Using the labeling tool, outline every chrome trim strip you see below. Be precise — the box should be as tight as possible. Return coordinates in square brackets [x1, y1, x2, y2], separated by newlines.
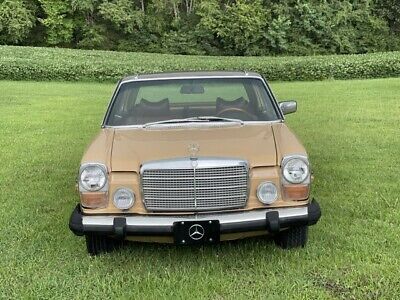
[142, 185, 247, 191]
[143, 122, 242, 130]
[140, 157, 248, 173]
[101, 80, 121, 127]
[82, 206, 308, 227]
[103, 120, 283, 129]
[143, 174, 246, 180]
[144, 195, 245, 201]
[193, 166, 198, 209]
[121, 75, 264, 83]
[261, 75, 284, 120]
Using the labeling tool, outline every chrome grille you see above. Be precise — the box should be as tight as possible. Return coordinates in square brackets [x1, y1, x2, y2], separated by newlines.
[141, 158, 248, 211]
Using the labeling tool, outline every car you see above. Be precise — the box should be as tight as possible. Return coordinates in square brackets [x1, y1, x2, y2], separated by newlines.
[69, 71, 321, 255]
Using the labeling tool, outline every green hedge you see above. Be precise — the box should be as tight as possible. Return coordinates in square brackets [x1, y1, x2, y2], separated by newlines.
[1, 46, 400, 82]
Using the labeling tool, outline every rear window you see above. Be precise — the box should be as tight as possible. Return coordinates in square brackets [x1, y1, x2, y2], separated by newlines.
[106, 78, 280, 126]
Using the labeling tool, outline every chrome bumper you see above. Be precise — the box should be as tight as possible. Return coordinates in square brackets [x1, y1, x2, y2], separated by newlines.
[69, 200, 321, 237]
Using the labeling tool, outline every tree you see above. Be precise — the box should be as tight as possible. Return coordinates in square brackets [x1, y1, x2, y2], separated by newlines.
[375, 0, 400, 33]
[98, 0, 144, 34]
[0, 0, 36, 44]
[38, 0, 75, 45]
[197, 0, 269, 55]
[0, 0, 399, 55]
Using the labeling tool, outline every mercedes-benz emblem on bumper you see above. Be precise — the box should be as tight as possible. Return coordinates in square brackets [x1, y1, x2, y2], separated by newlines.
[188, 224, 205, 240]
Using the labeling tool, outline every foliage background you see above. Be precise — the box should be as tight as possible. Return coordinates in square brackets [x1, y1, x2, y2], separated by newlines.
[2, 46, 400, 82]
[0, 0, 399, 56]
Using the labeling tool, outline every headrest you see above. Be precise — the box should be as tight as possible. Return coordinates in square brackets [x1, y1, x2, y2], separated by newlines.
[135, 98, 170, 116]
[216, 97, 248, 112]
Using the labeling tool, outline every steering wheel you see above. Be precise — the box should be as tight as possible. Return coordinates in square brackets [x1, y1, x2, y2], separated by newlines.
[216, 107, 258, 121]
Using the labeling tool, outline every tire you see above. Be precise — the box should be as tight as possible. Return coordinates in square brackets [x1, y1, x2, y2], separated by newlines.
[274, 226, 308, 249]
[85, 234, 123, 256]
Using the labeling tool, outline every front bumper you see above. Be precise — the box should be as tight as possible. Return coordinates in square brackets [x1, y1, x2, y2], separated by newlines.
[69, 199, 321, 238]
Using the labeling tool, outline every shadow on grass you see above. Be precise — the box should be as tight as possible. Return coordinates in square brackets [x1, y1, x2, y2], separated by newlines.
[84, 234, 293, 265]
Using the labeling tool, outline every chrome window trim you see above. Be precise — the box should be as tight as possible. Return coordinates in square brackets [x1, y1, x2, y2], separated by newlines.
[121, 75, 263, 83]
[101, 80, 121, 127]
[260, 75, 284, 120]
[101, 75, 284, 128]
[102, 119, 283, 129]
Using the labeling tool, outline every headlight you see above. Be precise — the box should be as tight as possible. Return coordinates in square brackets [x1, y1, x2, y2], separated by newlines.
[282, 156, 309, 184]
[113, 188, 135, 210]
[257, 182, 278, 204]
[79, 163, 107, 192]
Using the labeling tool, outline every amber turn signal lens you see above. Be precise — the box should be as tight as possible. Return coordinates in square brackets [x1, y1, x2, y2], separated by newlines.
[282, 185, 310, 201]
[80, 192, 108, 208]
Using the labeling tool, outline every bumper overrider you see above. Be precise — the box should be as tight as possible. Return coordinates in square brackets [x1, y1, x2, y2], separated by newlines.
[69, 199, 321, 240]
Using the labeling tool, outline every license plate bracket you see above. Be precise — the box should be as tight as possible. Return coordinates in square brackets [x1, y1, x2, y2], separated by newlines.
[173, 220, 220, 245]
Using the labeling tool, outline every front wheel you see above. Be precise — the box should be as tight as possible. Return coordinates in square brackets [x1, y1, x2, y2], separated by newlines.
[85, 234, 123, 256]
[274, 226, 308, 249]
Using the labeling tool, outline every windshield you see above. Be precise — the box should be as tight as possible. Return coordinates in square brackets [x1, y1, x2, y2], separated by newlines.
[105, 78, 280, 126]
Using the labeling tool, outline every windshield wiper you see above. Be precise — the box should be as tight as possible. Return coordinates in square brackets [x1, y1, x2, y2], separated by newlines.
[143, 116, 243, 128]
[191, 116, 244, 125]
[143, 118, 205, 128]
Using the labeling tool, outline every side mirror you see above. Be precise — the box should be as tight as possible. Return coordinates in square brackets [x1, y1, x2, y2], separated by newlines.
[279, 101, 297, 115]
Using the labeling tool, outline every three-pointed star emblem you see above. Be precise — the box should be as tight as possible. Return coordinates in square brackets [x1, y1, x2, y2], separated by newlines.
[188, 224, 205, 240]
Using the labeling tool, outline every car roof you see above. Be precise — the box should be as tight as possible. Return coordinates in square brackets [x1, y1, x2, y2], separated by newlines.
[121, 71, 263, 83]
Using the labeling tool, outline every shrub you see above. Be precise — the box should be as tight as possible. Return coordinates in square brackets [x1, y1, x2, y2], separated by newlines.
[0, 46, 399, 82]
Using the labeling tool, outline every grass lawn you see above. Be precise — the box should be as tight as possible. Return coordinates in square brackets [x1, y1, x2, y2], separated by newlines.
[0, 78, 399, 299]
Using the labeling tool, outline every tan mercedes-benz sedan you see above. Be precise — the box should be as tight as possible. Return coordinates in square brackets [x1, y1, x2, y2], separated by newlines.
[69, 71, 321, 255]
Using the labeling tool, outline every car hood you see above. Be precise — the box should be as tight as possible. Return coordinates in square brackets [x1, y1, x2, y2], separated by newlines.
[111, 124, 277, 172]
